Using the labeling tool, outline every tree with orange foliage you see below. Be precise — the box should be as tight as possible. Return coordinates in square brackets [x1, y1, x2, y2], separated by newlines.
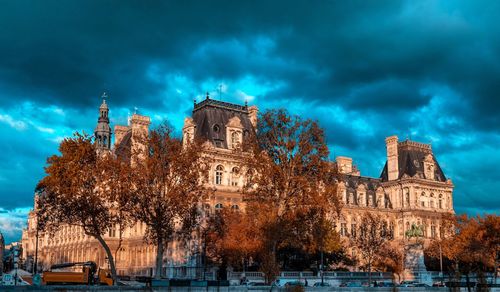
[373, 243, 403, 283]
[426, 214, 500, 290]
[243, 109, 341, 281]
[351, 212, 393, 286]
[36, 133, 133, 285]
[129, 125, 210, 279]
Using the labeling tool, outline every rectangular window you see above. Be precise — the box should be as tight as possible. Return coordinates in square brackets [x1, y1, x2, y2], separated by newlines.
[340, 223, 347, 237]
[351, 224, 357, 238]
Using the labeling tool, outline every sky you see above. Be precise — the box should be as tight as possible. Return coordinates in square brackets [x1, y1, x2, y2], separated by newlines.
[0, 0, 499, 244]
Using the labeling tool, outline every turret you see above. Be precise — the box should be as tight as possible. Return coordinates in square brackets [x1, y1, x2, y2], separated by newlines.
[95, 93, 112, 150]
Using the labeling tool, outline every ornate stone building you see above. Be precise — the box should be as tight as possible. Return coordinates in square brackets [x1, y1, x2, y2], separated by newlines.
[336, 136, 454, 242]
[22, 96, 454, 277]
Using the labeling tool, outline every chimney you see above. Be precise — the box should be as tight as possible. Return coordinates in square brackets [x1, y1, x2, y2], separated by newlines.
[130, 114, 151, 163]
[130, 114, 151, 140]
[385, 135, 399, 180]
[336, 156, 353, 174]
[114, 125, 130, 148]
[248, 105, 258, 128]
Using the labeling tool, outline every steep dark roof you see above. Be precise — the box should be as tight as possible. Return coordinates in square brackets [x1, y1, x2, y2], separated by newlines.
[114, 131, 132, 161]
[192, 98, 254, 149]
[343, 174, 382, 191]
[380, 140, 447, 182]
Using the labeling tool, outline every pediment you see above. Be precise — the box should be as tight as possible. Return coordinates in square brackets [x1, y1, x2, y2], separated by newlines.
[226, 116, 243, 129]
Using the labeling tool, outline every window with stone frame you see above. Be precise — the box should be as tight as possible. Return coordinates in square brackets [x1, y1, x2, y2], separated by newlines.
[367, 193, 374, 207]
[231, 131, 240, 148]
[215, 165, 224, 185]
[340, 223, 348, 237]
[349, 192, 355, 205]
[431, 223, 436, 238]
[231, 167, 240, 186]
[384, 193, 391, 208]
[389, 222, 395, 238]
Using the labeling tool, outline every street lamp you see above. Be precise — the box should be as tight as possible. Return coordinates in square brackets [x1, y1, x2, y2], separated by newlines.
[33, 213, 39, 275]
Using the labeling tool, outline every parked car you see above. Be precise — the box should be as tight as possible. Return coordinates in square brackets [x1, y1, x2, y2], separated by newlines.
[1, 274, 15, 286]
[313, 282, 331, 287]
[284, 280, 304, 287]
[433, 281, 445, 287]
[399, 280, 418, 287]
[247, 281, 267, 287]
[377, 282, 396, 287]
[340, 281, 362, 287]
[414, 283, 431, 287]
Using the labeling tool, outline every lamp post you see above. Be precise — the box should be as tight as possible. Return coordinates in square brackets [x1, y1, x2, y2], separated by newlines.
[439, 242, 443, 283]
[33, 215, 39, 275]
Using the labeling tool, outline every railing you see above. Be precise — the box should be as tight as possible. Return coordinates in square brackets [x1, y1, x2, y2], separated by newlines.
[229, 271, 393, 280]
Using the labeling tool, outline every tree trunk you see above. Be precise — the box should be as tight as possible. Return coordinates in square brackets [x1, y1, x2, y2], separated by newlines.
[95, 234, 117, 286]
[155, 238, 164, 280]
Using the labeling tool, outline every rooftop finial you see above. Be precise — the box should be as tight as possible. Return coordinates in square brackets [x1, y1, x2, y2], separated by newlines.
[244, 99, 248, 107]
[206, 92, 210, 100]
[134, 106, 138, 114]
[101, 91, 108, 103]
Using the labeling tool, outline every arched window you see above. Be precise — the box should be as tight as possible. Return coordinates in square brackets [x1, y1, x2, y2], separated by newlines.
[368, 193, 374, 207]
[231, 167, 239, 186]
[204, 204, 211, 216]
[213, 124, 220, 133]
[215, 203, 223, 210]
[438, 194, 443, 209]
[358, 193, 364, 206]
[231, 204, 239, 210]
[215, 165, 224, 185]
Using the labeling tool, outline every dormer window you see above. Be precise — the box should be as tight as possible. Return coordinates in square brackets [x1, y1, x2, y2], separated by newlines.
[231, 131, 240, 148]
[213, 124, 220, 133]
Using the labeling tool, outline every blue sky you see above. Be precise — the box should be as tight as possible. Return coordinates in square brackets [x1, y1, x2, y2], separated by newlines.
[0, 0, 499, 244]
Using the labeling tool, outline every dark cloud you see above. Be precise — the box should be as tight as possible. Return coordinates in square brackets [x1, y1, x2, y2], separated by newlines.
[0, 0, 499, 241]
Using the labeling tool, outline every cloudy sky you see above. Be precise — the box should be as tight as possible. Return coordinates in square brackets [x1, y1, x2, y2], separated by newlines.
[0, 0, 499, 244]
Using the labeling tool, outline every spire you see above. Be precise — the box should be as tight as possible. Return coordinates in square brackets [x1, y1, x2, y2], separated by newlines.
[95, 92, 112, 150]
[100, 92, 108, 110]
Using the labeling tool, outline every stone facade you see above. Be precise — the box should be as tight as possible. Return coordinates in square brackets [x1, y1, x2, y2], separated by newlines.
[21, 97, 454, 277]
